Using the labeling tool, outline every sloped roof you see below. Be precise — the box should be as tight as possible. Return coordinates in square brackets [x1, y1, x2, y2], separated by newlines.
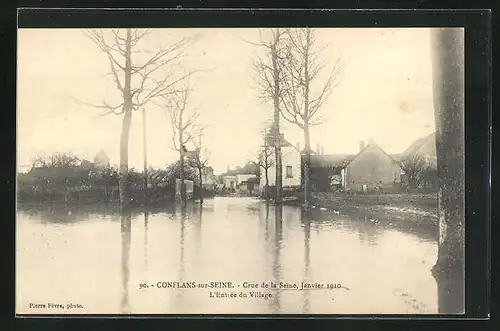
[81, 159, 94, 169]
[309, 142, 401, 169]
[310, 154, 356, 168]
[95, 149, 108, 157]
[389, 153, 404, 162]
[401, 132, 436, 159]
[265, 133, 293, 148]
[300, 148, 317, 155]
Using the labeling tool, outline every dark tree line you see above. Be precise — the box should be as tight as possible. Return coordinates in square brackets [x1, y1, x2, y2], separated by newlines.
[17, 152, 201, 205]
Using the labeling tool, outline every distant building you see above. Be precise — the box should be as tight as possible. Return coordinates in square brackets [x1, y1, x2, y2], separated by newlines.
[235, 174, 257, 186]
[80, 159, 94, 170]
[201, 166, 217, 189]
[222, 175, 237, 190]
[175, 179, 194, 200]
[397, 132, 437, 189]
[238, 176, 260, 195]
[263, 134, 302, 192]
[94, 150, 110, 168]
[398, 132, 437, 167]
[306, 140, 403, 193]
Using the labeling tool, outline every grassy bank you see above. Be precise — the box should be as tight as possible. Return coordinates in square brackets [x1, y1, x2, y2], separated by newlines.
[310, 192, 438, 228]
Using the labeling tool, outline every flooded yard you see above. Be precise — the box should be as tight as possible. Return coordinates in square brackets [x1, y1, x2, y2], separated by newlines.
[16, 197, 439, 314]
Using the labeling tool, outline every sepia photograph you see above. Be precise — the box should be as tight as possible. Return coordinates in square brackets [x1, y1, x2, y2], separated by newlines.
[16, 26, 465, 315]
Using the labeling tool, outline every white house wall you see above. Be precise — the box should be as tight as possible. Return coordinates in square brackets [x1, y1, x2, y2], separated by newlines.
[235, 174, 257, 186]
[262, 146, 301, 189]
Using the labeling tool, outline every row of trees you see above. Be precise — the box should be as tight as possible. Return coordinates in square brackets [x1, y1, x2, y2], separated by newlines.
[76, 29, 210, 210]
[18, 152, 205, 204]
[256, 27, 466, 313]
[252, 28, 341, 209]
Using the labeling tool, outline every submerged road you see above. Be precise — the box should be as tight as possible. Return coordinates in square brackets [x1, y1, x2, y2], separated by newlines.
[16, 197, 439, 314]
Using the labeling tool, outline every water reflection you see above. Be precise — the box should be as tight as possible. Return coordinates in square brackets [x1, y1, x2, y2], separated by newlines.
[120, 210, 131, 314]
[143, 207, 149, 271]
[195, 204, 203, 262]
[177, 206, 187, 304]
[271, 204, 283, 313]
[302, 210, 311, 313]
[16, 198, 446, 314]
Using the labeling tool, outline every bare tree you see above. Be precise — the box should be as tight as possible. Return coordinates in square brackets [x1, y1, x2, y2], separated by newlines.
[187, 129, 211, 204]
[278, 28, 342, 210]
[165, 84, 200, 207]
[147, 167, 168, 188]
[29, 152, 88, 203]
[32, 152, 81, 168]
[400, 154, 431, 189]
[250, 28, 287, 204]
[253, 127, 275, 201]
[79, 28, 196, 209]
[141, 107, 149, 205]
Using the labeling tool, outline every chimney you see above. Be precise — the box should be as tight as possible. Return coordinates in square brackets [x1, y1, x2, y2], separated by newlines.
[316, 143, 320, 154]
[320, 145, 324, 155]
[296, 143, 301, 151]
[359, 140, 365, 152]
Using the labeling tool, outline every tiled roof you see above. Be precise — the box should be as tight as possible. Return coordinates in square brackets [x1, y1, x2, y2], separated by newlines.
[401, 132, 436, 159]
[309, 154, 356, 168]
[309, 142, 401, 169]
[264, 133, 293, 148]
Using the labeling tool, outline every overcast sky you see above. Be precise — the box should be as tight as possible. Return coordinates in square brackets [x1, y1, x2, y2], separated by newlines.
[17, 28, 436, 174]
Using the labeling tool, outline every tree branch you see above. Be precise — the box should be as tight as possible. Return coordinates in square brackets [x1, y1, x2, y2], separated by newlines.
[72, 97, 125, 117]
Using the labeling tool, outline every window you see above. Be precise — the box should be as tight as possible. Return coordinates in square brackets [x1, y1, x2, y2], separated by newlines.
[286, 166, 293, 178]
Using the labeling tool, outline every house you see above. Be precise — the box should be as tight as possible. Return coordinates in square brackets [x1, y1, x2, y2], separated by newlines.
[398, 132, 437, 167]
[263, 134, 302, 193]
[222, 175, 237, 190]
[201, 166, 217, 189]
[94, 150, 110, 168]
[21, 165, 92, 198]
[175, 178, 194, 200]
[397, 132, 437, 189]
[237, 176, 260, 195]
[236, 174, 257, 186]
[305, 139, 403, 193]
[81, 159, 94, 170]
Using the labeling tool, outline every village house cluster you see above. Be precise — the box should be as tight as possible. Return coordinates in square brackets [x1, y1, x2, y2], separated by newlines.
[252, 132, 437, 196]
[17, 132, 437, 203]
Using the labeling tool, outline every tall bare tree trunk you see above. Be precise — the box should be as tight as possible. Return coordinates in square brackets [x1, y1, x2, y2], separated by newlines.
[303, 123, 312, 210]
[179, 115, 186, 208]
[119, 29, 133, 210]
[198, 134, 204, 204]
[430, 28, 465, 314]
[120, 209, 131, 314]
[264, 139, 270, 201]
[198, 167, 204, 204]
[142, 107, 148, 206]
[271, 29, 282, 204]
[303, 29, 312, 210]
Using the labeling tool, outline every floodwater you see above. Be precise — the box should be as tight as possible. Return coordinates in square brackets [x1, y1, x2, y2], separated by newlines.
[16, 197, 439, 315]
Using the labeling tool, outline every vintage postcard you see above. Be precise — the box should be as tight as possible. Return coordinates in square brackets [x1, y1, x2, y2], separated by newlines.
[16, 27, 465, 315]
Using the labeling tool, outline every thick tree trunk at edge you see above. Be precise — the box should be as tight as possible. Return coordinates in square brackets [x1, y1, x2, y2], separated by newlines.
[430, 28, 465, 314]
